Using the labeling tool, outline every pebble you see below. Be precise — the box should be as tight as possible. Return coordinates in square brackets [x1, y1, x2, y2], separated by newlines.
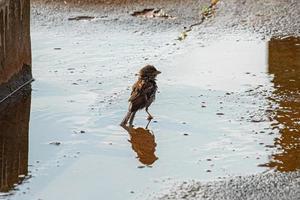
[49, 142, 61, 146]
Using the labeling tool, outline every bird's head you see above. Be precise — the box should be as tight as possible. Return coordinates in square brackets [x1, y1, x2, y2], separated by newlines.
[138, 65, 161, 80]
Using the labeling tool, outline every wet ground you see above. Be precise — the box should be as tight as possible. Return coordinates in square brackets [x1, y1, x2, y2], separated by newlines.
[1, 0, 300, 199]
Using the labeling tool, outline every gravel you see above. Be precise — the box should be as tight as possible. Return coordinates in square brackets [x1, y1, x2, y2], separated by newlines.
[155, 171, 300, 200]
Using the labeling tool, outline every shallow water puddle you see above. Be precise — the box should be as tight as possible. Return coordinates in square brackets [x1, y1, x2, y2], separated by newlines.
[1, 36, 299, 199]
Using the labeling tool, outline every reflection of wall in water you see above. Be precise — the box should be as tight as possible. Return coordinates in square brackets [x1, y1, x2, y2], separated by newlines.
[0, 87, 31, 192]
[266, 37, 300, 172]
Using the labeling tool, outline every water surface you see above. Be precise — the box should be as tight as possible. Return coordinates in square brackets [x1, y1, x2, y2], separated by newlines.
[1, 19, 299, 199]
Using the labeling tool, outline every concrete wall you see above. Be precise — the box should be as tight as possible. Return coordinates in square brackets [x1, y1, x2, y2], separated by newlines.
[0, 0, 31, 100]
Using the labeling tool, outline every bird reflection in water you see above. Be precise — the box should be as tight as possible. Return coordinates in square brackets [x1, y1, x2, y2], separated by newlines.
[261, 37, 300, 172]
[121, 120, 158, 166]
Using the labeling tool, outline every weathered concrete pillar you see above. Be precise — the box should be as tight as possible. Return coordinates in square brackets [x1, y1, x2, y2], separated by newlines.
[0, 0, 31, 101]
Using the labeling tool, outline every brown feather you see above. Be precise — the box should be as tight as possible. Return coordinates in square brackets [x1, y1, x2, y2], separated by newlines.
[121, 65, 160, 126]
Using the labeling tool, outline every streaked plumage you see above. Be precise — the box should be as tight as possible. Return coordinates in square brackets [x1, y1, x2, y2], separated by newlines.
[121, 65, 161, 126]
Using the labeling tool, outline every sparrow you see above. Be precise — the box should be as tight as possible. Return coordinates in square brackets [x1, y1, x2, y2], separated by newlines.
[121, 65, 161, 126]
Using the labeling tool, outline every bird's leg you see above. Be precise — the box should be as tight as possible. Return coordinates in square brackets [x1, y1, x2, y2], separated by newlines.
[145, 119, 152, 129]
[145, 107, 153, 120]
[129, 111, 137, 126]
[120, 111, 131, 126]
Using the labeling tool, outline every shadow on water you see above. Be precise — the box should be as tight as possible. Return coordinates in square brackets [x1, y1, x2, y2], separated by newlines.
[0, 86, 31, 193]
[121, 121, 158, 166]
[261, 37, 300, 172]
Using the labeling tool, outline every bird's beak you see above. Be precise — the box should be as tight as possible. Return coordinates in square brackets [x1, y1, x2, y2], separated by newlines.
[156, 71, 161, 75]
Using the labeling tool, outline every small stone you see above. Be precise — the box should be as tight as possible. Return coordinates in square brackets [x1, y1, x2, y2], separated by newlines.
[49, 142, 61, 146]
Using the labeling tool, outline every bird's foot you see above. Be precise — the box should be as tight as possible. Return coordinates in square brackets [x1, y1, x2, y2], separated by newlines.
[120, 120, 127, 126]
[120, 123, 126, 127]
[147, 115, 153, 120]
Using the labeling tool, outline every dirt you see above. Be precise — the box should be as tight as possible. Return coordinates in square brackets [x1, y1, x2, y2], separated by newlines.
[1, 0, 299, 199]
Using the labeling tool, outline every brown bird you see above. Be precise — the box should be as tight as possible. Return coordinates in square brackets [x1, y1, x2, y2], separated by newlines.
[121, 65, 161, 126]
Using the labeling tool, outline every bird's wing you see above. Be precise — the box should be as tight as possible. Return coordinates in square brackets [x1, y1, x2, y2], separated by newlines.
[128, 80, 153, 102]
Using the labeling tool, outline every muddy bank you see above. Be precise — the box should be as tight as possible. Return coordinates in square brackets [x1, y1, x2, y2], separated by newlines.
[156, 171, 300, 200]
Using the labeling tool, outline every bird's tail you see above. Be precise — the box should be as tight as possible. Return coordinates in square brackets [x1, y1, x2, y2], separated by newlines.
[121, 111, 131, 126]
